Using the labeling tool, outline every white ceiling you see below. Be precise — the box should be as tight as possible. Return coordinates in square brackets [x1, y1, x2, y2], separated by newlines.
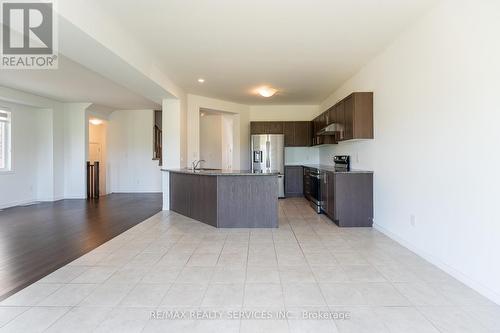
[97, 0, 437, 105]
[0, 55, 160, 110]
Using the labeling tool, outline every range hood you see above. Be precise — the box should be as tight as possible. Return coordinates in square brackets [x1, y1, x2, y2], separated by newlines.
[317, 123, 341, 136]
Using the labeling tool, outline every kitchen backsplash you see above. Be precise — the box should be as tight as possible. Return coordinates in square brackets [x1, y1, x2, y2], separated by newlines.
[284, 147, 320, 165]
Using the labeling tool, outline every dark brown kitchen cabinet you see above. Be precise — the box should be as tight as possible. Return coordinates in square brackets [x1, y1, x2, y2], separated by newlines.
[322, 172, 373, 227]
[250, 121, 283, 134]
[343, 95, 353, 140]
[320, 171, 338, 218]
[343, 92, 373, 140]
[294, 121, 312, 146]
[252, 121, 312, 147]
[316, 92, 373, 143]
[284, 121, 311, 147]
[327, 106, 336, 126]
[250, 122, 269, 134]
[267, 121, 284, 134]
[283, 122, 295, 146]
[311, 111, 337, 146]
[251, 92, 372, 145]
[285, 166, 303, 197]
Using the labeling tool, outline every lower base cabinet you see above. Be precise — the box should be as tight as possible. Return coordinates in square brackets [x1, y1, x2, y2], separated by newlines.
[284, 166, 304, 197]
[323, 172, 373, 227]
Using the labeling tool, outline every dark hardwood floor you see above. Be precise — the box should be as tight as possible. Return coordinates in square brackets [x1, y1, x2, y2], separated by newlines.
[0, 193, 162, 301]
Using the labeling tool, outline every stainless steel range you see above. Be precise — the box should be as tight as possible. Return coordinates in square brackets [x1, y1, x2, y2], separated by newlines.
[333, 155, 350, 171]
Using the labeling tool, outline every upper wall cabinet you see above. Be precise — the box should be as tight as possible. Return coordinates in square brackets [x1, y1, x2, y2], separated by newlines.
[251, 92, 372, 147]
[284, 121, 311, 147]
[318, 92, 373, 142]
[337, 92, 373, 141]
[251, 121, 311, 147]
[250, 121, 283, 134]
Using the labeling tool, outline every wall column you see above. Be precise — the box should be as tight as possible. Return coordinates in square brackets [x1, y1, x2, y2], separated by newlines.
[162, 98, 182, 210]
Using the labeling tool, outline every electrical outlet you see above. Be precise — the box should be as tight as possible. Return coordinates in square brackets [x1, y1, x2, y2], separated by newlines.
[410, 214, 416, 227]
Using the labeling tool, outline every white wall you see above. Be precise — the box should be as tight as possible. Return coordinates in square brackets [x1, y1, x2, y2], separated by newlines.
[199, 112, 235, 170]
[34, 109, 55, 201]
[108, 109, 162, 193]
[0, 102, 42, 208]
[64, 103, 90, 199]
[199, 114, 223, 169]
[319, 0, 500, 304]
[187, 94, 249, 170]
[221, 114, 234, 169]
[249, 105, 319, 121]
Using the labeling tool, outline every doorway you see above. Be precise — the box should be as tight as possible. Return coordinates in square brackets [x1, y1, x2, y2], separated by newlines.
[199, 108, 235, 170]
[88, 118, 107, 196]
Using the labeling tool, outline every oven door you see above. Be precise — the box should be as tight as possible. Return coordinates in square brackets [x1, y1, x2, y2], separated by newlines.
[309, 170, 321, 206]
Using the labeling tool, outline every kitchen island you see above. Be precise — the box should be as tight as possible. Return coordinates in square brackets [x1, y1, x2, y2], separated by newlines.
[162, 168, 279, 228]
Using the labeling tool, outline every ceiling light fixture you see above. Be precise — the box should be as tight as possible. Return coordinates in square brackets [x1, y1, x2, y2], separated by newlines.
[89, 118, 103, 125]
[258, 86, 277, 98]
[198, 78, 205, 83]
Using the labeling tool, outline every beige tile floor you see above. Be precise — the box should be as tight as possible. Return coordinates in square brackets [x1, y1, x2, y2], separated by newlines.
[0, 198, 498, 332]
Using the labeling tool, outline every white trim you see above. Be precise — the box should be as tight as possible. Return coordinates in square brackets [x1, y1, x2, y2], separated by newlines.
[0, 199, 36, 210]
[0, 196, 82, 209]
[373, 223, 500, 305]
[63, 195, 87, 200]
[110, 186, 162, 193]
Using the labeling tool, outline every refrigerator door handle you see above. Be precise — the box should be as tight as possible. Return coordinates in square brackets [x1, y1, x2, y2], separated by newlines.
[265, 141, 271, 169]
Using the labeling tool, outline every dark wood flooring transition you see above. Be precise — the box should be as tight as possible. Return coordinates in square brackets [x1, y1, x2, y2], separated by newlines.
[0, 193, 162, 301]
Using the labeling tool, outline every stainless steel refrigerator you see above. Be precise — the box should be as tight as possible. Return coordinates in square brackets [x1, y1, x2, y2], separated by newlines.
[251, 134, 285, 198]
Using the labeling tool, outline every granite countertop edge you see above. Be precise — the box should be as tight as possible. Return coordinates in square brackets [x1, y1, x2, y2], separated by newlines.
[286, 164, 374, 174]
[161, 168, 279, 176]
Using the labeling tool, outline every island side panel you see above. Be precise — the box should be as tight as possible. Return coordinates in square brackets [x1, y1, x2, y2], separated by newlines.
[169, 173, 218, 227]
[217, 176, 278, 228]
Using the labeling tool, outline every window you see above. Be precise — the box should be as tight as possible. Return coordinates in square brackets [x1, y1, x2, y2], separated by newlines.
[0, 109, 11, 172]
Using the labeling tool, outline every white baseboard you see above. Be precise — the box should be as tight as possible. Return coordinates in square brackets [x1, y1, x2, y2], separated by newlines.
[63, 195, 86, 199]
[373, 223, 500, 305]
[111, 187, 162, 193]
[0, 199, 36, 210]
[0, 195, 85, 209]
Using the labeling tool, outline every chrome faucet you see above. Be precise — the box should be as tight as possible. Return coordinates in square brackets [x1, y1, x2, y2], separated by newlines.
[192, 159, 205, 170]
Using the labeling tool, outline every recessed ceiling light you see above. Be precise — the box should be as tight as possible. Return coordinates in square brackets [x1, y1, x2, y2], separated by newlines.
[89, 118, 103, 125]
[258, 86, 277, 97]
[200, 112, 205, 117]
[198, 78, 205, 83]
